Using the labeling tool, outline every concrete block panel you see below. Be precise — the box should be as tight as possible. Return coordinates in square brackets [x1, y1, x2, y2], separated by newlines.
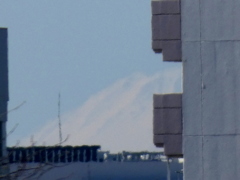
[152, 40, 182, 61]
[153, 93, 182, 156]
[163, 135, 182, 157]
[154, 93, 182, 108]
[203, 136, 240, 180]
[201, 41, 240, 135]
[183, 136, 203, 180]
[0, 28, 8, 101]
[181, 0, 200, 41]
[154, 135, 182, 157]
[154, 108, 182, 134]
[151, 0, 180, 15]
[152, 40, 163, 53]
[153, 134, 164, 147]
[152, 15, 181, 40]
[161, 40, 182, 62]
[182, 42, 202, 135]
[201, 0, 240, 40]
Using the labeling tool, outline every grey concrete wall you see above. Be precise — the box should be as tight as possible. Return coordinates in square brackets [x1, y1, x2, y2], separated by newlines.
[182, 0, 240, 179]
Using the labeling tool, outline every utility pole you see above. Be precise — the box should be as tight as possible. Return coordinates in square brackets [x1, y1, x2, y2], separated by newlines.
[166, 157, 171, 180]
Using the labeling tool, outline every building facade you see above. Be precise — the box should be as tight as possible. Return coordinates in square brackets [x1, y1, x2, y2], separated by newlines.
[151, 0, 240, 179]
[0, 28, 9, 176]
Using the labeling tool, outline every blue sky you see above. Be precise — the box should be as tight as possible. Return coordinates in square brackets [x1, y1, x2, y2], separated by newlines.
[0, 1, 182, 152]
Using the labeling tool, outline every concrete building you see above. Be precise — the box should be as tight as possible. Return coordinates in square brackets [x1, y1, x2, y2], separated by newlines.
[0, 28, 9, 175]
[152, 0, 240, 179]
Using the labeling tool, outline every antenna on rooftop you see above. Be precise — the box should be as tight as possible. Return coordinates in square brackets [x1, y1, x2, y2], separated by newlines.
[58, 93, 63, 145]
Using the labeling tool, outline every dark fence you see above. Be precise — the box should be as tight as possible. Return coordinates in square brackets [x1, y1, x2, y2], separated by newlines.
[7, 145, 100, 163]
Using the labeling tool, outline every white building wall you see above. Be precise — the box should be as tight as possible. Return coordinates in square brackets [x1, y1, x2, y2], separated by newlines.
[182, 0, 240, 179]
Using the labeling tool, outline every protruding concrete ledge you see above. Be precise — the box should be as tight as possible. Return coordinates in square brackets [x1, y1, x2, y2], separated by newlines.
[154, 108, 182, 134]
[151, 0, 182, 62]
[152, 15, 181, 40]
[153, 93, 182, 157]
[154, 134, 164, 147]
[154, 93, 182, 108]
[153, 93, 182, 135]
[154, 135, 182, 157]
[152, 14, 181, 40]
[152, 0, 180, 15]
[152, 40, 181, 62]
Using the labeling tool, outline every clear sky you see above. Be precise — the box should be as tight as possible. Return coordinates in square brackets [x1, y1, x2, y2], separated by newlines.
[0, 1, 182, 152]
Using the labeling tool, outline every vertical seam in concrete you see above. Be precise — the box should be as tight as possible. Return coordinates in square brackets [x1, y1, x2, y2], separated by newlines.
[199, 0, 203, 137]
[232, 42, 237, 135]
[199, 0, 204, 179]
